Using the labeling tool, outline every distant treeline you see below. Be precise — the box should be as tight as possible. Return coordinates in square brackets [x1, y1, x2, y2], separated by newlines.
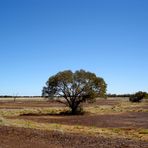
[0, 96, 42, 98]
[0, 94, 133, 98]
[107, 94, 131, 97]
[0, 93, 148, 99]
[107, 92, 148, 99]
[1, 95, 131, 98]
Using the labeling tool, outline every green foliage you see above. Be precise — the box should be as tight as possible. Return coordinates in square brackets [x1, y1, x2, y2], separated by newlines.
[42, 69, 107, 114]
[129, 91, 147, 102]
[144, 93, 148, 99]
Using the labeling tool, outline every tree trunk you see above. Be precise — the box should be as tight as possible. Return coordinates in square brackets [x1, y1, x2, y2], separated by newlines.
[71, 102, 81, 115]
[71, 106, 78, 115]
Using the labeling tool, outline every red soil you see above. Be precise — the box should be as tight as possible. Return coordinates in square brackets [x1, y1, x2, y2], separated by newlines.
[0, 126, 147, 148]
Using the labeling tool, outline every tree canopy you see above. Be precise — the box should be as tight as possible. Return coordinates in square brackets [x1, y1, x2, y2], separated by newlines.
[42, 69, 107, 114]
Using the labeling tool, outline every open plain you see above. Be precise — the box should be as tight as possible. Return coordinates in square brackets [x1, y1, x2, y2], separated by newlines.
[0, 98, 148, 148]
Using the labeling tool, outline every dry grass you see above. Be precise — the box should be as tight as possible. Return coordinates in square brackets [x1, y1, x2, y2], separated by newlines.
[0, 99, 147, 142]
[0, 118, 147, 141]
[0, 107, 68, 117]
[85, 101, 148, 114]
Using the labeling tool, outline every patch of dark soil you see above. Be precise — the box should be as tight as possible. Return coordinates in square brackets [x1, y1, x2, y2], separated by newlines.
[18, 112, 148, 129]
[0, 126, 147, 148]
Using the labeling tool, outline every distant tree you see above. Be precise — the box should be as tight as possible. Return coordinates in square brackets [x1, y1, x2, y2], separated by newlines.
[129, 91, 146, 102]
[13, 93, 18, 102]
[42, 70, 107, 114]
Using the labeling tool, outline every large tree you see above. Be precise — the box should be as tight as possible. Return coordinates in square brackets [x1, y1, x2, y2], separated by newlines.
[42, 70, 107, 114]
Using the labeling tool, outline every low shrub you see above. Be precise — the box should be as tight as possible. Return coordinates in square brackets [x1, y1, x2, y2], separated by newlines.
[129, 91, 146, 102]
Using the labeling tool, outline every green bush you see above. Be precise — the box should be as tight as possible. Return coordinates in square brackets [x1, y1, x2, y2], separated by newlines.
[145, 93, 148, 99]
[129, 91, 146, 102]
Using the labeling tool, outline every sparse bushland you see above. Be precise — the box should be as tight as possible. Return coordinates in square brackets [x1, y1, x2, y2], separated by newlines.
[0, 99, 147, 145]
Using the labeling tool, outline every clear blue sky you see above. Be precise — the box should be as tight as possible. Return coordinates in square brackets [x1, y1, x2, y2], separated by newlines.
[0, 0, 148, 96]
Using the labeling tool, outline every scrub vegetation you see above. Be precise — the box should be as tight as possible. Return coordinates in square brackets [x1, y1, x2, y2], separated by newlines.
[0, 98, 148, 148]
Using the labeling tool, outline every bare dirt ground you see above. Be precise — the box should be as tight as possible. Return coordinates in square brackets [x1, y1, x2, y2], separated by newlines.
[0, 99, 148, 148]
[17, 112, 148, 129]
[0, 126, 148, 148]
